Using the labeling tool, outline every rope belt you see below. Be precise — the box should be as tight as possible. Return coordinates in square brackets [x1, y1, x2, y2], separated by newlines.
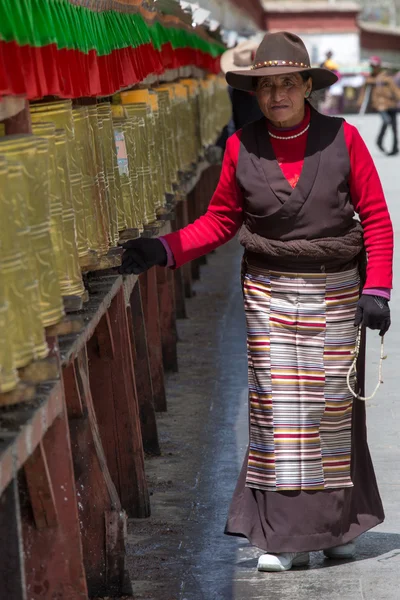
[346, 327, 387, 401]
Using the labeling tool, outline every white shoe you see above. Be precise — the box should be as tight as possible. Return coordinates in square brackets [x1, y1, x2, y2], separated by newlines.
[324, 541, 356, 559]
[257, 551, 310, 572]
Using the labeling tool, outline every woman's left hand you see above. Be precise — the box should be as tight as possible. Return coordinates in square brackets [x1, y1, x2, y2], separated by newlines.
[354, 295, 391, 336]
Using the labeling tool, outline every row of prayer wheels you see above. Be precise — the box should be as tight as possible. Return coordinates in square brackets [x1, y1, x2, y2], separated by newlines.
[0, 75, 230, 394]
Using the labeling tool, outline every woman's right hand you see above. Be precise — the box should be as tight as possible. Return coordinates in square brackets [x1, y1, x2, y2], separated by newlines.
[119, 238, 168, 275]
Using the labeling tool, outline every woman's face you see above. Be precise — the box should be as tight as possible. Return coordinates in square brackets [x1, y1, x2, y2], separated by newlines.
[256, 73, 312, 128]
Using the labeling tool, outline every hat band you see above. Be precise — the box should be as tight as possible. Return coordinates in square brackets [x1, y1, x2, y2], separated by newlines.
[251, 59, 311, 71]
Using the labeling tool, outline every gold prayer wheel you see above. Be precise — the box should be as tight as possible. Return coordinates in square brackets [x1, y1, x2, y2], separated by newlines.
[54, 130, 85, 297]
[113, 116, 142, 237]
[30, 100, 90, 265]
[1, 159, 37, 368]
[6, 160, 49, 361]
[0, 156, 22, 391]
[0, 135, 64, 328]
[73, 106, 109, 257]
[87, 105, 112, 253]
[31, 122, 71, 296]
[152, 88, 175, 194]
[97, 103, 120, 246]
[154, 86, 179, 190]
[148, 93, 166, 213]
[120, 90, 157, 225]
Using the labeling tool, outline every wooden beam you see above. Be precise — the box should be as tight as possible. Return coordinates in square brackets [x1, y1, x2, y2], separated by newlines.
[0, 477, 26, 600]
[88, 288, 150, 518]
[68, 345, 130, 596]
[22, 411, 88, 599]
[157, 266, 178, 373]
[62, 362, 84, 418]
[139, 269, 167, 412]
[128, 284, 160, 456]
[24, 441, 58, 530]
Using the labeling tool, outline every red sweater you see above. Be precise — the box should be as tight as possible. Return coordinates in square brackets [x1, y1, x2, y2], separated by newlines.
[163, 109, 393, 290]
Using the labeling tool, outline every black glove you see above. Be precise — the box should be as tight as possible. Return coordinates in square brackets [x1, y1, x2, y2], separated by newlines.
[354, 294, 391, 336]
[119, 238, 167, 275]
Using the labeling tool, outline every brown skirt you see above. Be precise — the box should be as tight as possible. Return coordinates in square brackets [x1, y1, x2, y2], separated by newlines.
[224, 394, 384, 553]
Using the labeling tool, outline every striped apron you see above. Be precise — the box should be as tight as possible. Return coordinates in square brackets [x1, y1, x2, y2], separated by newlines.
[244, 264, 360, 492]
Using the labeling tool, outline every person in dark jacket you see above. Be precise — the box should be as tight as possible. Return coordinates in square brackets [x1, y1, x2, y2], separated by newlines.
[216, 39, 263, 150]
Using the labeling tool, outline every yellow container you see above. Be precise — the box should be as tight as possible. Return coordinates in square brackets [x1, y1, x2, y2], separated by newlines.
[54, 130, 85, 297]
[0, 135, 64, 328]
[0, 156, 24, 390]
[6, 160, 49, 361]
[97, 103, 120, 247]
[73, 106, 109, 257]
[32, 122, 71, 295]
[113, 117, 141, 236]
[87, 105, 111, 253]
[30, 100, 89, 263]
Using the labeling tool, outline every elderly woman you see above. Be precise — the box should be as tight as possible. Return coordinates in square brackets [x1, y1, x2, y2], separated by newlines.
[120, 32, 393, 572]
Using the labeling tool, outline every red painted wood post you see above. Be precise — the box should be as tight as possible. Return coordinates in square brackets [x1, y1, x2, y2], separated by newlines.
[87, 288, 150, 518]
[64, 347, 130, 597]
[0, 478, 26, 599]
[139, 269, 167, 412]
[21, 411, 88, 599]
[171, 204, 188, 319]
[128, 283, 161, 456]
[175, 196, 193, 298]
[156, 265, 178, 373]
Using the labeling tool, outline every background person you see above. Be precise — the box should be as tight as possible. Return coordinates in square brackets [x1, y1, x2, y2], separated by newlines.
[216, 39, 263, 152]
[358, 56, 400, 156]
[120, 32, 393, 574]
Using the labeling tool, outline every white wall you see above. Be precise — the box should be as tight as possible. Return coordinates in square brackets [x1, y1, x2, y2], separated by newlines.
[298, 32, 360, 66]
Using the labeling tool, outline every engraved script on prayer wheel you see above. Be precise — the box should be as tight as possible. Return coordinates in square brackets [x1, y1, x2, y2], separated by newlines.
[31, 122, 71, 296]
[97, 103, 119, 247]
[54, 130, 85, 298]
[6, 160, 48, 361]
[0, 156, 20, 393]
[72, 106, 108, 258]
[30, 100, 90, 265]
[0, 135, 64, 327]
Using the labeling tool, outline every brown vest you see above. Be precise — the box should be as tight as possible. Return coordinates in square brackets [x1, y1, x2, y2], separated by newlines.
[236, 107, 361, 270]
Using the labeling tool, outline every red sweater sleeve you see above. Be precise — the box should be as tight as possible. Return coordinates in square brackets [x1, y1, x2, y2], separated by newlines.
[162, 133, 243, 269]
[344, 121, 393, 289]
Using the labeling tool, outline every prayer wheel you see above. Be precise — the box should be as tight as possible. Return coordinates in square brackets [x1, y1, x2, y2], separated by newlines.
[113, 115, 141, 237]
[120, 90, 156, 225]
[31, 122, 71, 296]
[73, 106, 109, 257]
[97, 103, 120, 247]
[0, 157, 26, 391]
[110, 105, 128, 233]
[6, 160, 49, 361]
[30, 101, 90, 265]
[150, 89, 172, 196]
[153, 86, 179, 190]
[147, 93, 164, 214]
[54, 130, 86, 297]
[0, 135, 64, 328]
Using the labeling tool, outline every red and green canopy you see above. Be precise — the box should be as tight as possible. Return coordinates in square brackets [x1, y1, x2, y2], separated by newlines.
[0, 0, 225, 99]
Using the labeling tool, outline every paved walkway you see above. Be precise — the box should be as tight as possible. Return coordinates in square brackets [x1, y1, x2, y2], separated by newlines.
[129, 114, 400, 600]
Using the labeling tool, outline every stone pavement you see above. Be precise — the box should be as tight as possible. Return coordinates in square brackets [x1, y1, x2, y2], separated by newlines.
[128, 114, 400, 600]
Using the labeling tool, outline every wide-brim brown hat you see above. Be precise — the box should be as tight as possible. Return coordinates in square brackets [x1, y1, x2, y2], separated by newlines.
[220, 39, 260, 75]
[226, 31, 338, 92]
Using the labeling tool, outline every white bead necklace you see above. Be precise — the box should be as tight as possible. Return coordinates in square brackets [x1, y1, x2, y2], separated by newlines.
[268, 123, 310, 140]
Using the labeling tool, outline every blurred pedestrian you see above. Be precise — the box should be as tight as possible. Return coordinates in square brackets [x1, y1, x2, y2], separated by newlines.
[358, 56, 400, 156]
[216, 39, 263, 151]
[319, 50, 342, 115]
